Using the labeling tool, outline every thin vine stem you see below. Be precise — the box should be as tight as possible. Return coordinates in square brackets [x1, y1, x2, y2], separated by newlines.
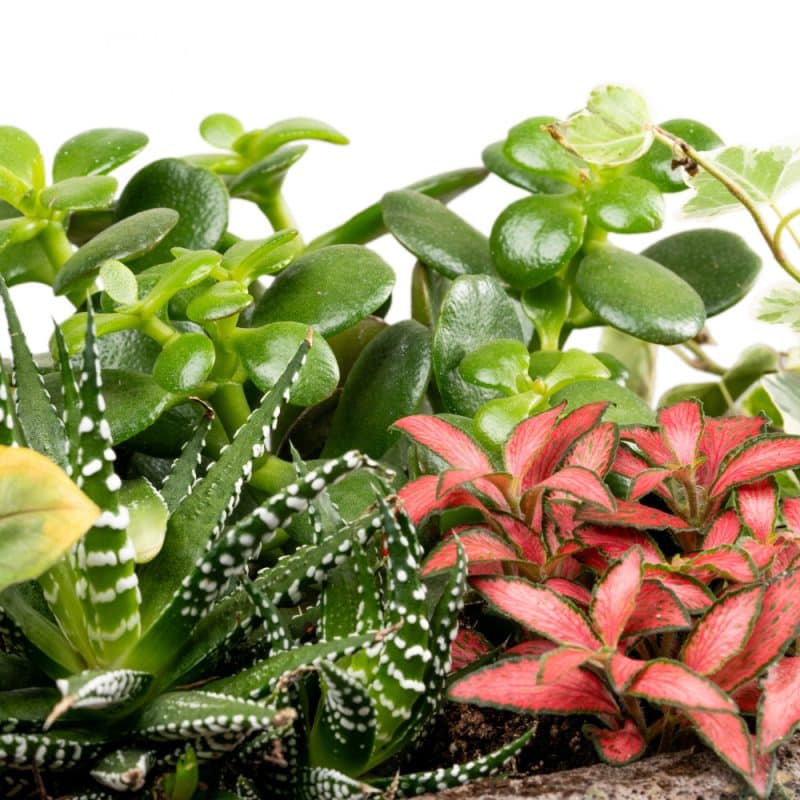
[652, 126, 800, 285]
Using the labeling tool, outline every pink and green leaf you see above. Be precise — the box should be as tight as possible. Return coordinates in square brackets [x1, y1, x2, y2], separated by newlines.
[422, 528, 519, 576]
[398, 476, 486, 524]
[564, 421, 618, 476]
[580, 526, 664, 564]
[682, 709, 754, 782]
[394, 414, 492, 471]
[710, 436, 800, 499]
[782, 497, 800, 537]
[658, 400, 703, 466]
[590, 547, 643, 648]
[528, 466, 616, 511]
[450, 628, 493, 672]
[757, 657, 800, 753]
[737, 480, 778, 544]
[685, 546, 758, 584]
[624, 581, 690, 638]
[584, 718, 646, 765]
[578, 499, 691, 530]
[537, 646, 594, 684]
[703, 510, 741, 547]
[621, 426, 675, 466]
[544, 578, 591, 607]
[504, 403, 564, 478]
[697, 416, 766, 487]
[629, 468, 672, 501]
[608, 653, 646, 692]
[496, 514, 547, 565]
[643, 567, 714, 613]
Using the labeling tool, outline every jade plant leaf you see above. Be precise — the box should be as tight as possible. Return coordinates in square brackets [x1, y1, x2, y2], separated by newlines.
[576, 243, 706, 344]
[382, 189, 492, 278]
[0, 126, 45, 188]
[251, 245, 395, 336]
[221, 229, 302, 282]
[586, 176, 663, 234]
[234, 321, 339, 407]
[53, 208, 179, 295]
[228, 145, 307, 200]
[433, 274, 524, 415]
[550, 86, 653, 166]
[232, 117, 348, 162]
[99, 259, 138, 306]
[642, 229, 761, 316]
[116, 158, 229, 268]
[598, 327, 656, 402]
[0, 446, 99, 591]
[684, 146, 800, 216]
[0, 237, 55, 286]
[474, 391, 546, 450]
[521, 278, 570, 351]
[152, 332, 216, 394]
[39, 176, 118, 213]
[323, 320, 432, 458]
[199, 113, 245, 149]
[460, 339, 530, 395]
[550, 379, 656, 425]
[52, 129, 148, 182]
[482, 140, 552, 193]
[186, 280, 253, 322]
[490, 194, 585, 288]
[628, 118, 723, 192]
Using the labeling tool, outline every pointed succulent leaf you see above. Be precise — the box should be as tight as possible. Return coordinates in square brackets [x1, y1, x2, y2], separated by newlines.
[159, 413, 212, 513]
[119, 477, 169, 563]
[473, 576, 601, 649]
[0, 687, 59, 732]
[758, 657, 800, 753]
[241, 578, 293, 656]
[710, 436, 800, 498]
[300, 767, 377, 799]
[0, 729, 105, 770]
[89, 747, 154, 793]
[591, 547, 643, 648]
[584, 719, 646, 765]
[228, 145, 308, 200]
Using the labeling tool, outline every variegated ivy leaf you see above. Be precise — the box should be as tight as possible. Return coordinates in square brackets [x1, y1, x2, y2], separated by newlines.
[758, 286, 800, 331]
[684, 145, 800, 217]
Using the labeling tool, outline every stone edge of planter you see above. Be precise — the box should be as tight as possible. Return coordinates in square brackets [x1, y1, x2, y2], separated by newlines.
[419, 736, 800, 799]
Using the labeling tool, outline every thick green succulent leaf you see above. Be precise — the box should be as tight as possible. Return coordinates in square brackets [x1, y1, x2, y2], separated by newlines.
[550, 85, 653, 166]
[39, 176, 117, 213]
[301, 767, 377, 799]
[233, 118, 348, 162]
[200, 114, 245, 149]
[234, 322, 339, 407]
[459, 339, 530, 395]
[116, 158, 229, 269]
[0, 236, 55, 286]
[586, 175, 663, 233]
[474, 390, 547, 450]
[490, 194, 585, 289]
[0, 217, 46, 253]
[120, 478, 169, 563]
[0, 687, 59, 730]
[323, 320, 432, 458]
[221, 229, 301, 282]
[321, 548, 382, 641]
[0, 126, 44, 189]
[153, 332, 216, 394]
[551, 379, 656, 425]
[382, 190, 491, 279]
[0, 729, 104, 770]
[521, 277, 570, 351]
[628, 118, 723, 192]
[0, 655, 49, 692]
[185, 280, 253, 322]
[576, 243, 706, 344]
[433, 274, 524, 415]
[308, 167, 487, 250]
[642, 229, 761, 317]
[684, 145, 800, 216]
[159, 414, 213, 513]
[99, 259, 138, 306]
[251, 245, 395, 336]
[90, 747, 154, 793]
[137, 336, 311, 628]
[309, 661, 376, 774]
[228, 145, 307, 201]
[482, 140, 551, 193]
[53, 129, 148, 182]
[241, 578, 293, 656]
[53, 208, 179, 295]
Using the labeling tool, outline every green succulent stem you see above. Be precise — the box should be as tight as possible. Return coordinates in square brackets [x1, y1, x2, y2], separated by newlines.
[139, 315, 178, 347]
[39, 222, 70, 282]
[211, 382, 252, 439]
[672, 341, 727, 377]
[258, 192, 300, 237]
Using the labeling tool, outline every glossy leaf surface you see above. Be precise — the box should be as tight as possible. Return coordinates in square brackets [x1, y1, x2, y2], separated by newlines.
[53, 129, 148, 182]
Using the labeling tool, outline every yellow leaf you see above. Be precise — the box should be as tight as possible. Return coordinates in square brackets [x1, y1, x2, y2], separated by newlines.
[0, 445, 100, 591]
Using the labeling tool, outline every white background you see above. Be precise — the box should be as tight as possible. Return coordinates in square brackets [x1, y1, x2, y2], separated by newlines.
[4, 0, 800, 401]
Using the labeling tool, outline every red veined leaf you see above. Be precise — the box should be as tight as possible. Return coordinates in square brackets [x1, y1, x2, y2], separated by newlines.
[398, 476, 485, 524]
[710, 436, 800, 499]
[528, 466, 616, 511]
[590, 547, 643, 648]
[545, 500, 580, 538]
[681, 585, 764, 676]
[737, 480, 777, 544]
[608, 653, 646, 692]
[629, 660, 738, 713]
[732, 680, 761, 714]
[624, 581, 691, 638]
[505, 639, 557, 658]
[622, 426, 675, 466]
[704, 510, 741, 548]
[629, 468, 672, 501]
[523, 402, 607, 489]
[450, 628, 493, 672]
[579, 499, 691, 530]
[644, 567, 714, 613]
[584, 718, 646, 765]
[437, 467, 493, 496]
[473, 576, 601, 650]
[782, 498, 800, 537]
[495, 514, 546, 565]
[612, 446, 650, 479]
[768, 541, 800, 576]
[579, 526, 663, 564]
[713, 569, 800, 692]
[564, 421, 617, 476]
[544, 578, 591, 607]
[537, 646, 594, 684]
[685, 546, 758, 584]
[681, 709, 754, 781]
[757, 657, 800, 753]
[449, 655, 618, 715]
[697, 416, 766, 488]
[422, 528, 518, 576]
[578, 549, 611, 575]
[504, 403, 564, 479]
[740, 539, 776, 571]
[394, 415, 492, 471]
[746, 746, 776, 800]
[658, 401, 703, 466]
[548, 553, 582, 580]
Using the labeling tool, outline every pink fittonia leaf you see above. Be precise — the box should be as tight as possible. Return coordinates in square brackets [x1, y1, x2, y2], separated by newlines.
[533, 466, 616, 510]
[658, 400, 703, 466]
[686, 546, 758, 584]
[537, 646, 594, 684]
[564, 421, 618, 476]
[732, 680, 761, 714]
[704, 509, 741, 548]
[681, 585, 763, 676]
[450, 628, 493, 672]
[608, 653, 646, 692]
[682, 709, 754, 781]
[579, 499, 691, 530]
[697, 416, 766, 487]
[584, 718, 646, 765]
[448, 655, 618, 715]
[545, 501, 581, 538]
[523, 403, 608, 489]
[591, 548, 643, 648]
[622, 426, 675, 466]
[504, 403, 564, 479]
[612, 446, 650, 479]
[544, 578, 591, 607]
[580, 526, 663, 564]
[495, 514, 546, 565]
[629, 660, 738, 713]
[768, 541, 800, 576]
[758, 657, 800, 753]
[746, 747, 776, 800]
[740, 539, 776, 571]
[629, 468, 672, 501]
[394, 415, 491, 471]
[398, 476, 484, 524]
[737, 480, 777, 544]
[644, 567, 714, 613]
[713, 569, 800, 692]
[624, 581, 690, 638]
[782, 498, 800, 537]
[473, 576, 601, 650]
[422, 528, 518, 576]
[710, 436, 800, 499]
[505, 639, 557, 658]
